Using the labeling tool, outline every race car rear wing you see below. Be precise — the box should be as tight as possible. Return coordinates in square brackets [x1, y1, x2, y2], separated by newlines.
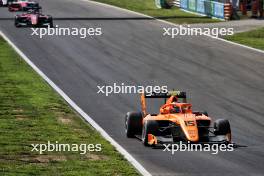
[144, 91, 186, 99]
[141, 91, 187, 116]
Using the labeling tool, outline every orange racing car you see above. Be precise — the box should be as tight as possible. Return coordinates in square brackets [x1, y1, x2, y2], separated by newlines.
[125, 91, 232, 146]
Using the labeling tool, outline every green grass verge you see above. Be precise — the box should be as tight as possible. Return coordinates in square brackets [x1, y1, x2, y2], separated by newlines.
[0, 37, 138, 175]
[225, 27, 264, 51]
[92, 0, 220, 24]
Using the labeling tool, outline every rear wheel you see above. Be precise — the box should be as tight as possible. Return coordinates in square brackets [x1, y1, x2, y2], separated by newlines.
[142, 120, 159, 146]
[214, 119, 231, 135]
[125, 112, 143, 138]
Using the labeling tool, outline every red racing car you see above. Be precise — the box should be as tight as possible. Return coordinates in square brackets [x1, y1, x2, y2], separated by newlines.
[15, 9, 53, 27]
[8, 0, 39, 12]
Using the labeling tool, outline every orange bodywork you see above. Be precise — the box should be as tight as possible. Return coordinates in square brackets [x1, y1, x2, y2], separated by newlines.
[147, 134, 158, 145]
[141, 93, 211, 142]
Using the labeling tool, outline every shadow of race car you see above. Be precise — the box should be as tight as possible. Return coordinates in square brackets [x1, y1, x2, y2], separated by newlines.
[15, 8, 53, 28]
[125, 91, 232, 146]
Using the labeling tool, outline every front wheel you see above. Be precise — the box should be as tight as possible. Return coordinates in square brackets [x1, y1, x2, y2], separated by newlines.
[142, 120, 159, 146]
[14, 21, 21, 28]
[125, 112, 143, 138]
[214, 119, 231, 142]
[214, 119, 231, 135]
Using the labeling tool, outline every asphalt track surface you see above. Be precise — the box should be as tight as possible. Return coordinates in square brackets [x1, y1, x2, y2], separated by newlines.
[1, 0, 264, 175]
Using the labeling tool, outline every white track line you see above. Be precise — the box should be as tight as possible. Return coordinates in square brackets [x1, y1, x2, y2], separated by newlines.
[86, 0, 264, 54]
[0, 31, 152, 176]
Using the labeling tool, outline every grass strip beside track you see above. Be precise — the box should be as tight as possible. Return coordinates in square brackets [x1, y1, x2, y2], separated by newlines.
[0, 37, 139, 176]
[92, 0, 220, 24]
[225, 27, 264, 51]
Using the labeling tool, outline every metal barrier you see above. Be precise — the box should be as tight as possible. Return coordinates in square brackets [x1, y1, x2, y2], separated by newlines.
[180, 0, 227, 19]
[154, 0, 232, 20]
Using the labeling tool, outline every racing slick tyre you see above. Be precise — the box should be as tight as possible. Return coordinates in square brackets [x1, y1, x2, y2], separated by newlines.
[142, 120, 159, 146]
[14, 20, 21, 28]
[49, 22, 53, 28]
[214, 119, 231, 135]
[47, 15, 53, 28]
[125, 112, 143, 138]
[49, 19, 53, 28]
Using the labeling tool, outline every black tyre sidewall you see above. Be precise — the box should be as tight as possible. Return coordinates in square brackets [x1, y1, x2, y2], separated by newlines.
[49, 21, 53, 28]
[14, 21, 20, 27]
[125, 112, 143, 138]
[214, 119, 231, 135]
[142, 120, 159, 146]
